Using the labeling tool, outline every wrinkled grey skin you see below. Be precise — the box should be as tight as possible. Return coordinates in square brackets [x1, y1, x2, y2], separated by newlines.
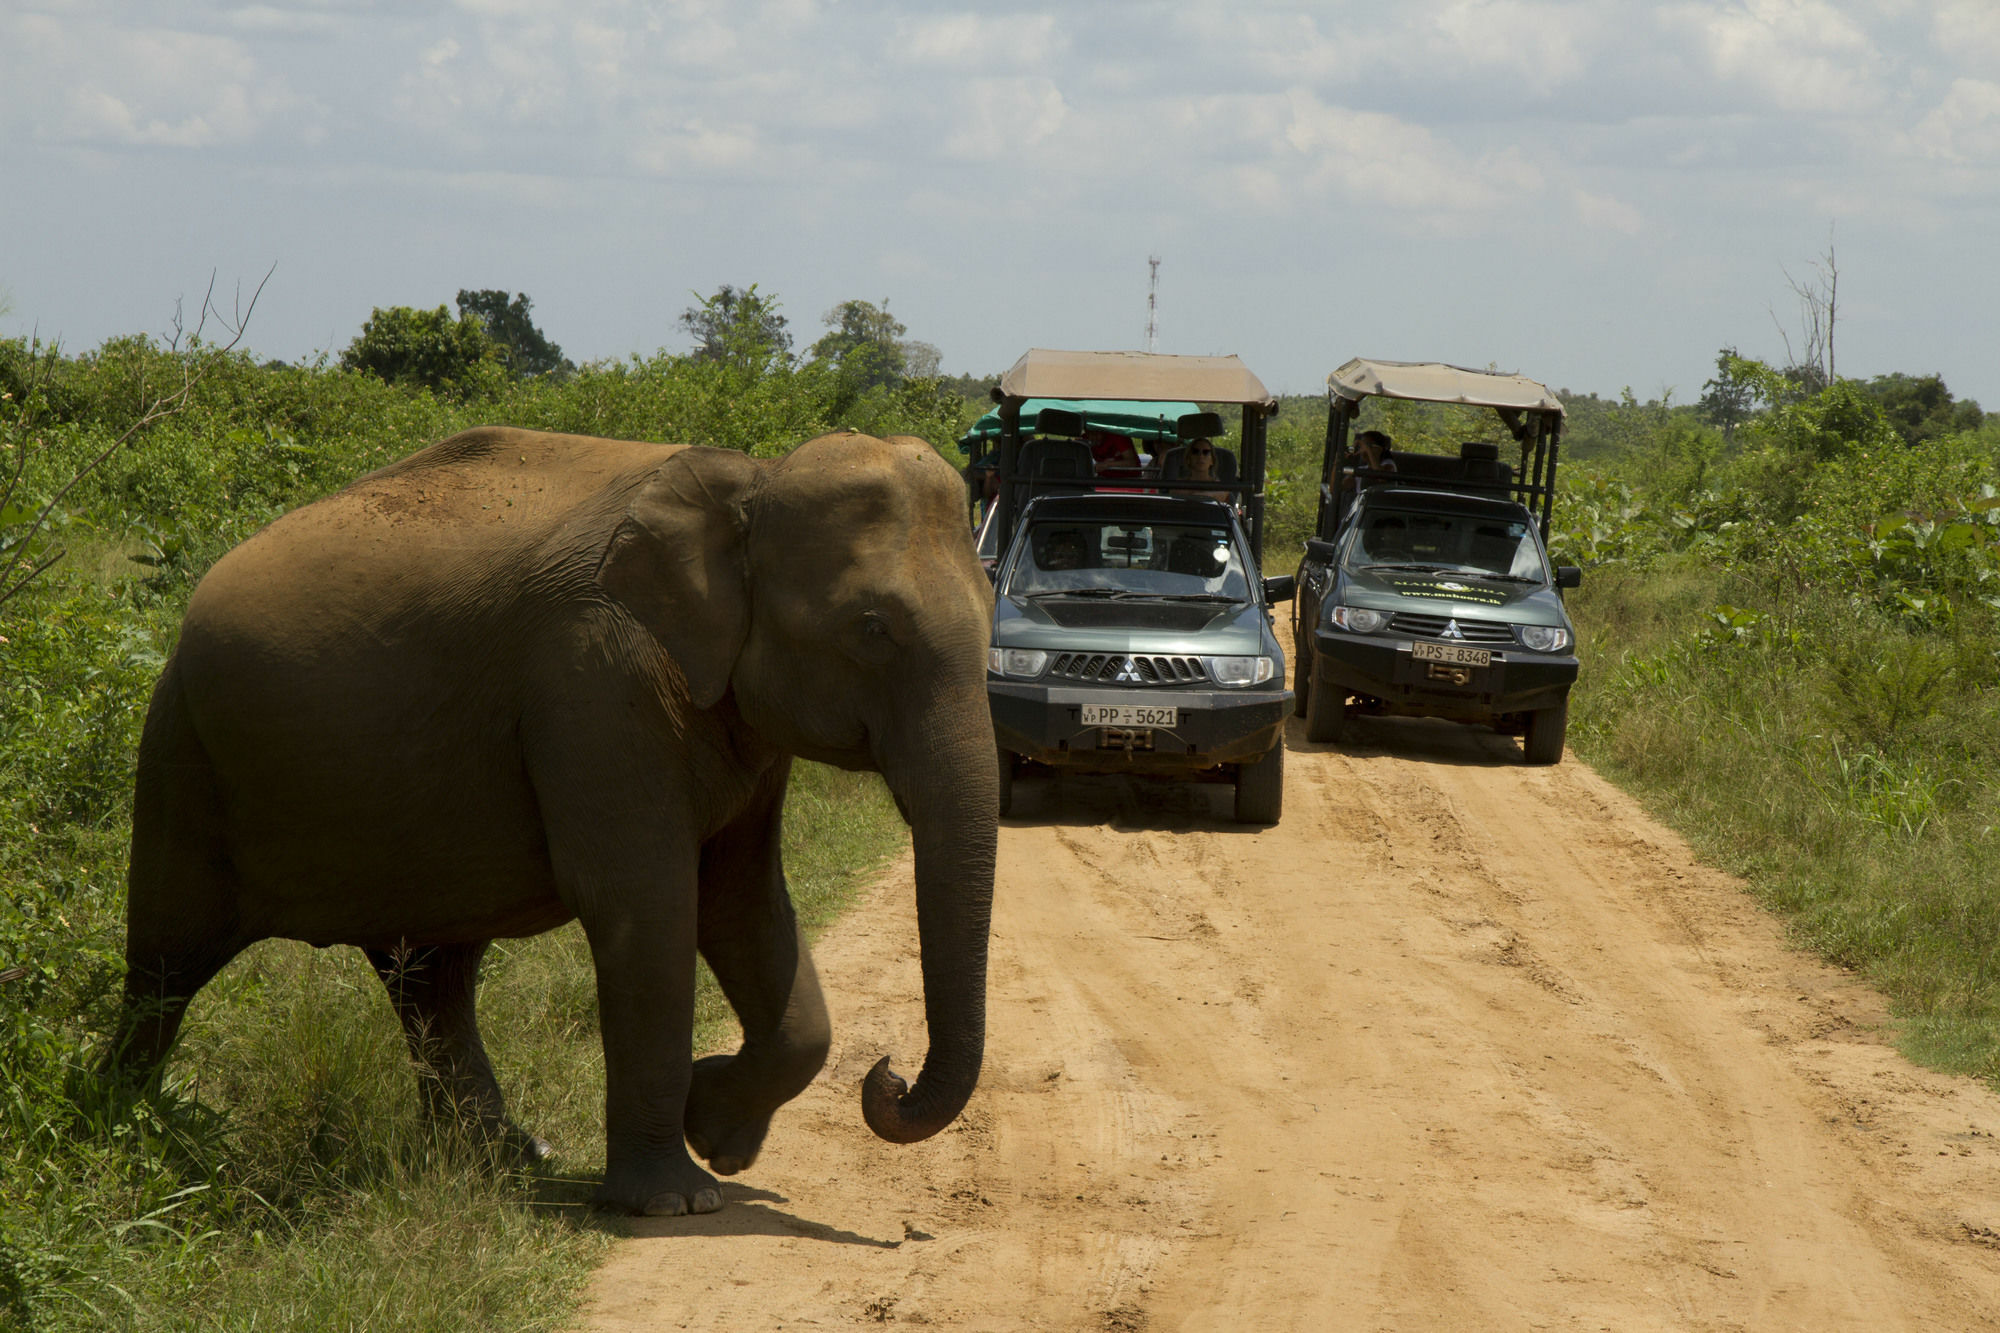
[110, 427, 998, 1216]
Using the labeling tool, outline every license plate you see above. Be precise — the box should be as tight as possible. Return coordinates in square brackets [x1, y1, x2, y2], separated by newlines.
[1412, 641, 1491, 668]
[1080, 703, 1178, 727]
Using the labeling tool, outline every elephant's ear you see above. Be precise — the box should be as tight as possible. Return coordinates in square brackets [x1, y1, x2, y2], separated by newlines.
[595, 446, 760, 709]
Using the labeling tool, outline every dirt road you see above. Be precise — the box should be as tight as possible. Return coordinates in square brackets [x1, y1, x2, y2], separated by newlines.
[585, 718, 2000, 1330]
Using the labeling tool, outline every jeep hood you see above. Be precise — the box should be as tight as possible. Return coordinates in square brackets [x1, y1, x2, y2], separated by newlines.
[1340, 568, 1573, 628]
[993, 594, 1269, 656]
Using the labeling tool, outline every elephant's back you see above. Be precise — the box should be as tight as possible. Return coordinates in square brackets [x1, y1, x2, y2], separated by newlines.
[187, 428, 676, 640]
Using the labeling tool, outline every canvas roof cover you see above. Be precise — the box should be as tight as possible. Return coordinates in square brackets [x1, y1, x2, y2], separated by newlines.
[1327, 358, 1565, 417]
[958, 398, 1203, 452]
[998, 349, 1274, 407]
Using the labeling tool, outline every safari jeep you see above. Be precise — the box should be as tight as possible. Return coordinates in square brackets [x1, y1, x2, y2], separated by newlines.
[970, 349, 1294, 823]
[1293, 359, 1581, 764]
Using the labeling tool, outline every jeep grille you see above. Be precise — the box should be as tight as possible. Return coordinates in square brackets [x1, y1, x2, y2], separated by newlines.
[1390, 613, 1516, 645]
[1047, 653, 1207, 686]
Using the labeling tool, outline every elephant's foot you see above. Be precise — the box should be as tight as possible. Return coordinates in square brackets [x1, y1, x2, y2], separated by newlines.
[423, 1088, 551, 1166]
[593, 1152, 724, 1217]
[684, 1052, 781, 1176]
[503, 1125, 554, 1166]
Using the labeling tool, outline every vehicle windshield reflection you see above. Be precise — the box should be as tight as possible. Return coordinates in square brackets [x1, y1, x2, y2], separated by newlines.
[1008, 521, 1251, 601]
[1346, 511, 1547, 582]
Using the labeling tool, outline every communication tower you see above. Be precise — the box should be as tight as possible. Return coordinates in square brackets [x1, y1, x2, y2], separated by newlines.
[1146, 255, 1160, 353]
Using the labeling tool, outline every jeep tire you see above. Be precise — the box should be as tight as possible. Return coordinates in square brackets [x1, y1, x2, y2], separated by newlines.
[1523, 698, 1568, 766]
[1304, 657, 1349, 744]
[1234, 742, 1284, 825]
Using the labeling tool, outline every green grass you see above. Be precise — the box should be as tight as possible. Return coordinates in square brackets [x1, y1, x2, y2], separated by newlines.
[1567, 559, 2000, 1083]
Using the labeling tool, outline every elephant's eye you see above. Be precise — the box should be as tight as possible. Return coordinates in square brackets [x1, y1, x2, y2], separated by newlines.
[862, 612, 891, 638]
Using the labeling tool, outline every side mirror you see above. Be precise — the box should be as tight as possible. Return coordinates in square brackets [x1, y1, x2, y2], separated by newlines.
[1262, 574, 1297, 603]
[1176, 411, 1226, 441]
[1034, 407, 1085, 437]
[1555, 565, 1582, 589]
[1304, 538, 1340, 564]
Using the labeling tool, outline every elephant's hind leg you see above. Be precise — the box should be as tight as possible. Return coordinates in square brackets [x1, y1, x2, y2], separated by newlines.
[110, 662, 252, 1081]
[686, 759, 833, 1176]
[365, 941, 549, 1162]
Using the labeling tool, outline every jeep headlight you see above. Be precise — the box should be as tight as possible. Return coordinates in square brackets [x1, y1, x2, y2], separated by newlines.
[988, 646, 1049, 678]
[1203, 655, 1275, 687]
[1517, 624, 1572, 653]
[1329, 604, 1388, 634]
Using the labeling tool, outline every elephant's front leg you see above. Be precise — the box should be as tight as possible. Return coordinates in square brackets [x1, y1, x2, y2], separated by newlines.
[686, 758, 833, 1175]
[581, 887, 722, 1217]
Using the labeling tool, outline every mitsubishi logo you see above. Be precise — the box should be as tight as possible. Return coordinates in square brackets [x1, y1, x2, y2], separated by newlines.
[1440, 620, 1466, 640]
[1113, 656, 1143, 683]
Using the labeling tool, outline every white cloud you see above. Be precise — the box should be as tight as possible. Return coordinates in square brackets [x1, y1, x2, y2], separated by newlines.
[1283, 93, 1533, 217]
[2, 12, 288, 147]
[1573, 187, 1644, 235]
[940, 77, 1067, 161]
[1662, 0, 1883, 113]
[1429, 0, 1594, 94]
[1913, 78, 2000, 163]
[895, 12, 1063, 70]
[1932, 1, 2000, 72]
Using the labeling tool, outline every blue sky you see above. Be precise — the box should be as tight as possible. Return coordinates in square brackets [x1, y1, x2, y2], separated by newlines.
[3, 0, 1996, 405]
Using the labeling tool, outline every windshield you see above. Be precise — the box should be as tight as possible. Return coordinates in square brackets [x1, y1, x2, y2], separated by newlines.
[1346, 508, 1548, 581]
[1005, 519, 1251, 600]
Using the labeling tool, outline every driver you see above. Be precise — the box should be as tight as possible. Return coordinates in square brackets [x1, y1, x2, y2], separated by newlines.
[1041, 529, 1088, 571]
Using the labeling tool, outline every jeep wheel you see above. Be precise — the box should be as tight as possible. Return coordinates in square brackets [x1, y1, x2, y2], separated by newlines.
[1234, 742, 1284, 825]
[997, 748, 1018, 816]
[1523, 699, 1568, 766]
[1304, 658, 1348, 743]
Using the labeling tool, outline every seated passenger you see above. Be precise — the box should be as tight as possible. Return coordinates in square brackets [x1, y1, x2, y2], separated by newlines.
[1178, 438, 1231, 503]
[1087, 431, 1142, 477]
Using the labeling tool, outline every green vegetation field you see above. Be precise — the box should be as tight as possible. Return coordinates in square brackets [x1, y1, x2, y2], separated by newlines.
[5, 303, 1999, 1329]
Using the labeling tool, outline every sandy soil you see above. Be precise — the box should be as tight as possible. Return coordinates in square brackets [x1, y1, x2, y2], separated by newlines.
[584, 717, 2000, 1331]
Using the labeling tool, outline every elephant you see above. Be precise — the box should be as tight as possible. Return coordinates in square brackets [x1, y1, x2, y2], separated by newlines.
[109, 426, 998, 1217]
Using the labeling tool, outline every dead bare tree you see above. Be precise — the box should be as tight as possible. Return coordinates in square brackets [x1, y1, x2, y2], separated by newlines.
[0, 266, 273, 612]
[1769, 229, 1838, 392]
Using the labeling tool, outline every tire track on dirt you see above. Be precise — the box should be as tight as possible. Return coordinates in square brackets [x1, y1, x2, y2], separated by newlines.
[586, 720, 2000, 1330]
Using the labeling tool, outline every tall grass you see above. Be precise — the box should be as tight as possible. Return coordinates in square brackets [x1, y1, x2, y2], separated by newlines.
[1563, 463, 2000, 1084]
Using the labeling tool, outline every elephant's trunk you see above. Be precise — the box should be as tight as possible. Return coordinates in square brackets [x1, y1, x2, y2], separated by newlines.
[861, 709, 997, 1144]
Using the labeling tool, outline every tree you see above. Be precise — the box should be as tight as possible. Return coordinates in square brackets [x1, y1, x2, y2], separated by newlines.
[1861, 372, 1984, 445]
[456, 289, 570, 378]
[1770, 230, 1838, 393]
[809, 298, 910, 393]
[678, 284, 791, 369]
[1697, 346, 1757, 444]
[340, 305, 495, 394]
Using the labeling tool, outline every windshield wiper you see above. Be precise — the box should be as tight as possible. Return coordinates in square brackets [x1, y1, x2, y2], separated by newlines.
[1152, 593, 1242, 603]
[1020, 588, 1143, 600]
[1362, 562, 1452, 573]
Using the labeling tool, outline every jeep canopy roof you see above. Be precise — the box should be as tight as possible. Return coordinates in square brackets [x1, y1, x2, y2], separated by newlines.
[982, 349, 1280, 562]
[1315, 357, 1567, 540]
[1000, 349, 1275, 406]
[1327, 359, 1565, 418]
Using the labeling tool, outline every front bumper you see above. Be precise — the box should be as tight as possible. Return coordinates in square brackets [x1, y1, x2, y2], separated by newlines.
[989, 679, 1291, 773]
[1312, 630, 1575, 722]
